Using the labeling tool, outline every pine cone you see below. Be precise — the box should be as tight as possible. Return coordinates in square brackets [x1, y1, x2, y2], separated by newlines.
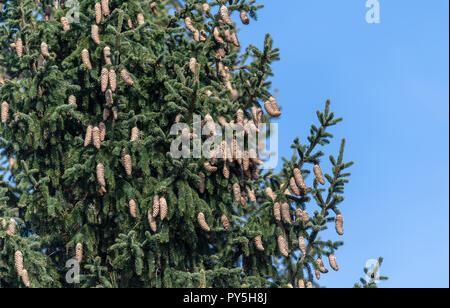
[198, 212, 210, 232]
[237, 109, 244, 125]
[298, 280, 305, 289]
[81, 49, 92, 70]
[95, 2, 102, 24]
[273, 202, 281, 222]
[137, 13, 145, 26]
[109, 69, 117, 92]
[298, 236, 306, 254]
[6, 218, 16, 236]
[103, 46, 111, 64]
[99, 122, 106, 141]
[122, 154, 132, 176]
[101, 68, 109, 92]
[103, 108, 110, 121]
[213, 27, 225, 44]
[225, 30, 240, 47]
[152, 195, 160, 218]
[221, 214, 230, 230]
[96, 163, 106, 190]
[41, 42, 50, 57]
[315, 269, 321, 280]
[240, 10, 250, 25]
[329, 254, 339, 271]
[204, 161, 218, 173]
[84, 125, 93, 147]
[121, 69, 134, 85]
[150, 2, 158, 14]
[21, 269, 30, 287]
[316, 258, 328, 274]
[91, 25, 101, 44]
[127, 19, 134, 29]
[159, 197, 168, 221]
[233, 183, 241, 202]
[281, 203, 292, 224]
[130, 127, 139, 142]
[15, 38, 23, 57]
[314, 164, 326, 185]
[202, 3, 210, 15]
[277, 236, 289, 257]
[129, 199, 137, 218]
[68, 95, 77, 105]
[335, 214, 344, 235]
[92, 126, 101, 149]
[61, 17, 70, 31]
[254, 236, 265, 252]
[289, 177, 301, 196]
[148, 211, 157, 232]
[248, 189, 256, 202]
[223, 162, 230, 179]
[105, 89, 113, 105]
[220, 5, 233, 25]
[101, 0, 110, 16]
[189, 58, 197, 73]
[75, 243, 83, 263]
[14, 251, 23, 275]
[243, 150, 250, 171]
[199, 172, 206, 194]
[184, 17, 197, 33]
[306, 281, 313, 289]
[302, 210, 310, 224]
[264, 100, 281, 117]
[293, 168, 307, 189]
[1, 101, 9, 123]
[266, 187, 276, 202]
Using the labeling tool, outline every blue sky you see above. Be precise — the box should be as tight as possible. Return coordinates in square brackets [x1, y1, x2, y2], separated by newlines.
[238, 1, 449, 288]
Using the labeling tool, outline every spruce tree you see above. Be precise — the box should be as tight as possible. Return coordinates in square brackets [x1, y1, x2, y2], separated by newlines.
[0, 0, 376, 288]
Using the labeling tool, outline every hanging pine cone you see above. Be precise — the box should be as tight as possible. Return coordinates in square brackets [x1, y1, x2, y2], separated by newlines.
[15, 38, 23, 57]
[302, 210, 310, 224]
[233, 183, 241, 202]
[264, 100, 281, 117]
[95, 2, 102, 24]
[109, 69, 117, 92]
[184, 17, 197, 33]
[273, 202, 281, 222]
[281, 203, 292, 224]
[6, 218, 16, 236]
[91, 24, 101, 44]
[335, 214, 344, 235]
[277, 236, 289, 257]
[129, 199, 137, 218]
[96, 163, 106, 190]
[197, 212, 210, 232]
[315, 269, 321, 280]
[101, 68, 109, 92]
[159, 197, 168, 221]
[198, 172, 206, 194]
[314, 164, 326, 185]
[61, 17, 70, 31]
[103, 108, 110, 121]
[329, 254, 339, 271]
[21, 269, 30, 287]
[1, 101, 9, 123]
[306, 281, 313, 289]
[202, 3, 210, 15]
[148, 211, 157, 232]
[298, 236, 307, 254]
[152, 195, 160, 218]
[105, 89, 113, 105]
[137, 13, 145, 26]
[14, 251, 23, 275]
[150, 2, 158, 14]
[298, 280, 305, 288]
[248, 189, 256, 202]
[41, 42, 50, 57]
[121, 69, 134, 85]
[130, 127, 139, 142]
[68, 95, 77, 106]
[221, 214, 230, 230]
[99, 122, 106, 141]
[189, 58, 197, 73]
[223, 161, 230, 179]
[220, 5, 233, 25]
[213, 27, 225, 44]
[101, 0, 110, 16]
[127, 18, 134, 29]
[225, 30, 240, 47]
[254, 236, 265, 252]
[92, 126, 101, 149]
[289, 177, 301, 196]
[204, 161, 218, 173]
[113, 109, 118, 120]
[243, 150, 250, 171]
[293, 168, 307, 189]
[122, 154, 132, 176]
[84, 125, 93, 147]
[316, 258, 328, 274]
[81, 49, 92, 70]
[240, 10, 250, 25]
[75, 243, 83, 263]
[103, 46, 111, 64]
[266, 187, 276, 201]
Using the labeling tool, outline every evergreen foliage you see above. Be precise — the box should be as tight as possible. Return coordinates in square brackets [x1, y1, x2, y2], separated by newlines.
[0, 0, 381, 288]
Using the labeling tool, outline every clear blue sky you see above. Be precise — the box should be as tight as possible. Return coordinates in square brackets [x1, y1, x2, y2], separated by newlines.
[238, 1, 449, 288]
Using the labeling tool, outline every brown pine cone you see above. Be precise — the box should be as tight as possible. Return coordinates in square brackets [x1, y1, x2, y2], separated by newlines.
[96, 163, 106, 190]
[130, 127, 139, 141]
[335, 214, 344, 235]
[95, 2, 102, 24]
[15, 38, 23, 57]
[221, 214, 230, 230]
[109, 69, 117, 92]
[233, 183, 241, 202]
[129, 200, 137, 218]
[21, 269, 30, 287]
[103, 46, 111, 65]
[91, 25, 101, 44]
[6, 218, 16, 236]
[99, 122, 106, 141]
[148, 211, 157, 232]
[240, 10, 250, 25]
[254, 236, 265, 252]
[198, 212, 210, 232]
[314, 164, 326, 185]
[14, 250, 23, 275]
[75, 243, 83, 263]
[273, 202, 281, 222]
[281, 203, 292, 224]
[1, 101, 9, 123]
[121, 69, 134, 85]
[298, 236, 307, 254]
[101, 68, 109, 92]
[152, 195, 160, 218]
[277, 236, 289, 257]
[41, 42, 50, 57]
[81, 49, 92, 70]
[159, 197, 168, 221]
[204, 161, 218, 173]
[199, 172, 206, 194]
[101, 0, 110, 16]
[61, 17, 70, 31]
[289, 177, 301, 196]
[84, 125, 93, 147]
[122, 154, 132, 176]
[316, 258, 328, 274]
[220, 5, 233, 25]
[329, 253, 339, 271]
[92, 126, 101, 149]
